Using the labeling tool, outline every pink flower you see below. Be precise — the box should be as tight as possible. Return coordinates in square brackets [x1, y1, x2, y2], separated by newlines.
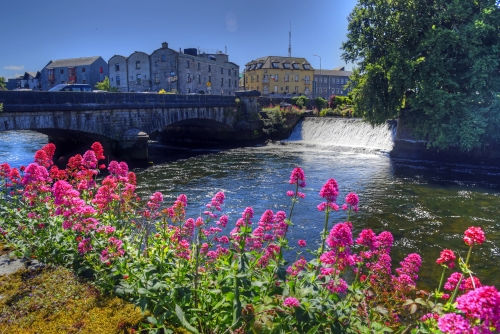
[376, 231, 394, 253]
[326, 278, 348, 294]
[345, 192, 359, 207]
[326, 222, 353, 249]
[456, 286, 500, 331]
[444, 272, 464, 291]
[319, 178, 339, 202]
[283, 297, 300, 308]
[463, 226, 486, 246]
[464, 276, 482, 291]
[298, 239, 306, 247]
[437, 313, 471, 334]
[289, 167, 306, 187]
[356, 229, 378, 251]
[286, 190, 294, 197]
[436, 249, 456, 269]
[77, 238, 92, 255]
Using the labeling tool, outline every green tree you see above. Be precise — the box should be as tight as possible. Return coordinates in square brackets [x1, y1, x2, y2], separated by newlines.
[0, 77, 6, 90]
[94, 76, 119, 92]
[342, 0, 500, 151]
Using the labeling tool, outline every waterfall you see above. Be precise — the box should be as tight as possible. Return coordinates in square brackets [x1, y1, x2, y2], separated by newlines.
[286, 117, 397, 152]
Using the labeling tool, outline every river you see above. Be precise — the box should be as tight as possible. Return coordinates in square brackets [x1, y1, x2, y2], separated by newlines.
[1, 118, 499, 289]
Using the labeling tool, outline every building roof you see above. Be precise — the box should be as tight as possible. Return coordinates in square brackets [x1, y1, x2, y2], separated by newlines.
[245, 56, 313, 70]
[24, 71, 40, 79]
[314, 68, 352, 77]
[44, 56, 102, 69]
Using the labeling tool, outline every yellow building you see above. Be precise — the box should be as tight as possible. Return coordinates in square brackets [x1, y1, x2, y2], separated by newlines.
[243, 56, 314, 96]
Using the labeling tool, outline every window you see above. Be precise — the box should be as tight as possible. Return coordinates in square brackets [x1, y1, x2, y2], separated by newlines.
[136, 61, 141, 69]
[257, 63, 263, 69]
[235, 81, 237, 87]
[164, 72, 168, 77]
[257, 75, 259, 82]
[208, 76, 211, 83]
[251, 64, 257, 70]
[48, 69, 54, 81]
[221, 67, 223, 74]
[170, 71, 175, 76]
[198, 74, 201, 84]
[234, 70, 237, 76]
[336, 88, 340, 94]
[115, 63, 120, 71]
[303, 64, 310, 70]
[197, 62, 200, 70]
[285, 86, 289, 92]
[186, 60, 190, 68]
[304, 75, 310, 84]
[274, 74, 279, 82]
[83, 80, 86, 84]
[155, 73, 160, 83]
[221, 78, 224, 86]
[281, 87, 284, 91]
[137, 74, 141, 84]
[170, 60, 175, 68]
[292, 63, 299, 70]
[245, 65, 251, 71]
[295, 86, 298, 93]
[283, 63, 290, 69]
[285, 75, 289, 82]
[60, 69, 64, 74]
[82, 68, 86, 73]
[161, 54, 166, 62]
[228, 69, 231, 75]
[251, 75, 254, 83]
[229, 78, 231, 87]
[336, 78, 339, 84]
[295, 75, 299, 82]
[324, 88, 327, 93]
[208, 65, 211, 72]
[116, 76, 121, 86]
[272, 62, 279, 68]
[274, 85, 278, 92]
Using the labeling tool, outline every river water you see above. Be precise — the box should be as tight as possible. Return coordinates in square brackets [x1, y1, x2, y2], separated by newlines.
[1, 118, 499, 289]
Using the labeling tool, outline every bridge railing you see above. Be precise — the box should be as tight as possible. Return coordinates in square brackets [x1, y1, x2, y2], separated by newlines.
[0, 91, 238, 112]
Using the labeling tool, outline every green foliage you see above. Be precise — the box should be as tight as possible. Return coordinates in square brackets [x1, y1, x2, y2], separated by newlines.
[342, 0, 500, 151]
[0, 103, 3, 112]
[94, 76, 120, 92]
[261, 106, 287, 135]
[0, 77, 6, 91]
[291, 95, 308, 109]
[314, 97, 327, 110]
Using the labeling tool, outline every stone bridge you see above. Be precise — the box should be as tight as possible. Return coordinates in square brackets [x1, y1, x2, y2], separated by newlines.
[0, 91, 261, 161]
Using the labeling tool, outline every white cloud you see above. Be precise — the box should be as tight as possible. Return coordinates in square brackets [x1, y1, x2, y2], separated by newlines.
[3, 65, 24, 71]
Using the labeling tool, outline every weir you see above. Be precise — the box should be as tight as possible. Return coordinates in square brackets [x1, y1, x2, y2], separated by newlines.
[286, 117, 397, 151]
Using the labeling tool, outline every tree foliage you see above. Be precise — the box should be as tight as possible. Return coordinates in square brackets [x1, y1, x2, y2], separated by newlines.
[0, 77, 6, 90]
[342, 0, 500, 151]
[94, 76, 119, 92]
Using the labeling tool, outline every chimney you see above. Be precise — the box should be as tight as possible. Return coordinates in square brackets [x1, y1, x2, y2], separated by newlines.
[161, 42, 168, 49]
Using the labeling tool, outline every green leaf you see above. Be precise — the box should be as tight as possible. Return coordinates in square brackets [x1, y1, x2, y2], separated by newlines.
[175, 304, 199, 334]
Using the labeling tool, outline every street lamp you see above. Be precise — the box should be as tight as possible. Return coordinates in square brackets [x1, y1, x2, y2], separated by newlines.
[313, 54, 321, 98]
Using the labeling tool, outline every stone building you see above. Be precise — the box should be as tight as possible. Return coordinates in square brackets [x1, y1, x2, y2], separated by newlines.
[243, 56, 314, 96]
[109, 42, 240, 95]
[313, 66, 351, 98]
[6, 71, 41, 90]
[108, 55, 128, 92]
[40, 56, 108, 90]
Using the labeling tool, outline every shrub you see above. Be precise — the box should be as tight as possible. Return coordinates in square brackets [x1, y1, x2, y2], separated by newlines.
[314, 96, 327, 110]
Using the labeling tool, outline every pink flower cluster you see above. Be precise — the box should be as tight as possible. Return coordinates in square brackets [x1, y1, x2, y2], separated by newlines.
[283, 297, 300, 308]
[287, 167, 306, 198]
[439, 286, 500, 333]
[463, 226, 486, 246]
[436, 249, 456, 269]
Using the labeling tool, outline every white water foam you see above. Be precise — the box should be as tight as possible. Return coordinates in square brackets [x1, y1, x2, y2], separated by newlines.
[286, 117, 396, 152]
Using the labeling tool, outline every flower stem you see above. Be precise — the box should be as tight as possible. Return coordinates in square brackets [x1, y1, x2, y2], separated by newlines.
[450, 246, 473, 304]
[434, 266, 447, 304]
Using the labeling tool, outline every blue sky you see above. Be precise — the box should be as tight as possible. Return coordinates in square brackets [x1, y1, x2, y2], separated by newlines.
[0, 0, 358, 79]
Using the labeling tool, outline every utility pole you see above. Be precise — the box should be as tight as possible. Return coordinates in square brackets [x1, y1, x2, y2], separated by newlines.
[288, 21, 292, 57]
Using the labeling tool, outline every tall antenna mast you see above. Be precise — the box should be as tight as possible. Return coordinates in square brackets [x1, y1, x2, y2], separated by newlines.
[288, 20, 292, 57]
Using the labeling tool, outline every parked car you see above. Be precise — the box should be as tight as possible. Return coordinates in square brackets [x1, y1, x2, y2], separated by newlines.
[48, 84, 92, 92]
